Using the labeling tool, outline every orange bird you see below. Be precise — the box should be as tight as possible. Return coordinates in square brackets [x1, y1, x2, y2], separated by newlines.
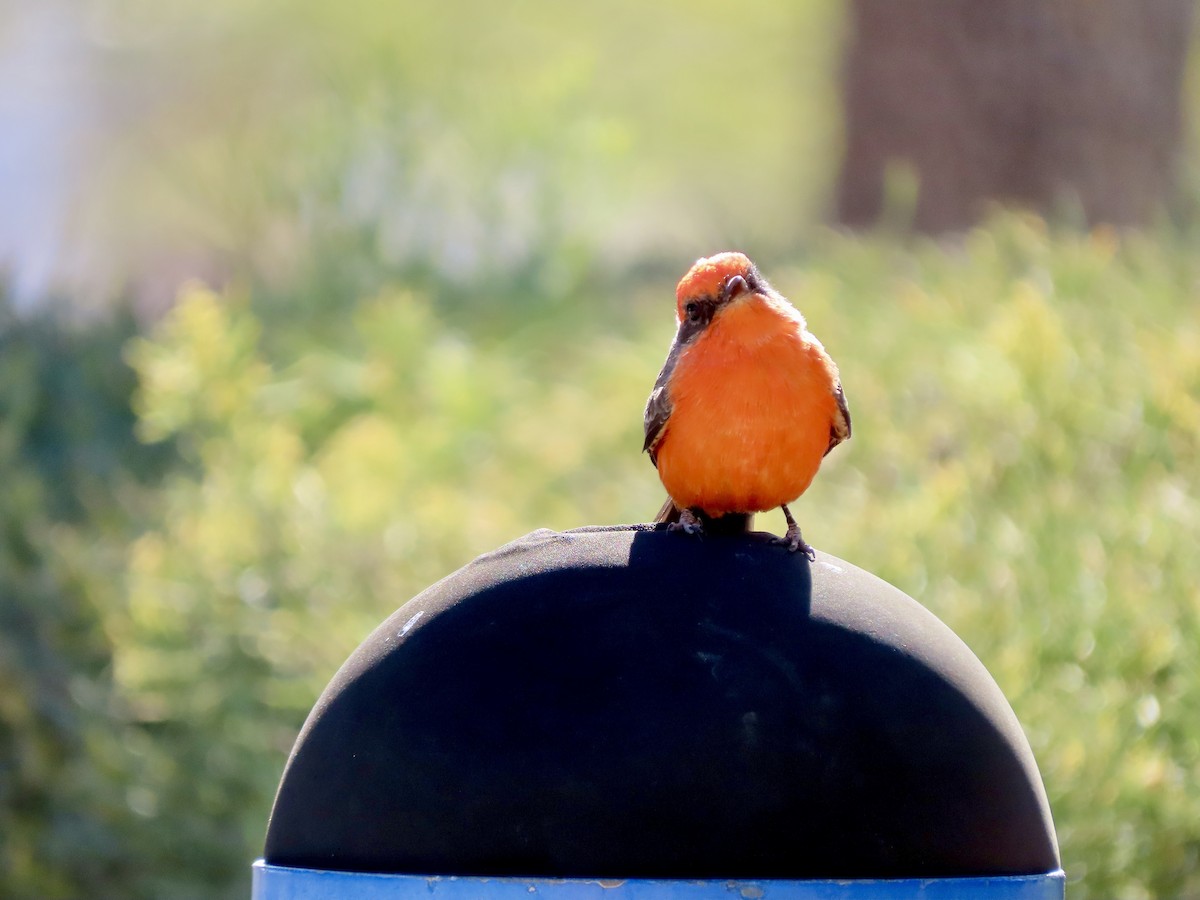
[643, 252, 851, 559]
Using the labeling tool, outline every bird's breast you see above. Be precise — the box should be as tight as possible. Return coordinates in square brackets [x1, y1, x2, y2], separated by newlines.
[656, 299, 839, 515]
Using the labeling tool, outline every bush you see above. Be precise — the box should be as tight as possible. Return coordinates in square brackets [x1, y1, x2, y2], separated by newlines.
[0, 302, 172, 899]
[85, 214, 1200, 898]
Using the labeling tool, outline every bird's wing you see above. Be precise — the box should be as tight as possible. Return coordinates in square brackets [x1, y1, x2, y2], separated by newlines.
[644, 296, 722, 464]
[825, 382, 852, 456]
[643, 336, 688, 466]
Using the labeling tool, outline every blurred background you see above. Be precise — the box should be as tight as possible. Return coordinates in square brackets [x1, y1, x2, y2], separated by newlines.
[1, 1, 1198, 897]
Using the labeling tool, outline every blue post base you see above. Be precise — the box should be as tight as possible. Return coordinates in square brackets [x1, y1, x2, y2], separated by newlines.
[252, 861, 1065, 899]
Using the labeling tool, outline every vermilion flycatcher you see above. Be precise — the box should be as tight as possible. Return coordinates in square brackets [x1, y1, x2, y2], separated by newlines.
[644, 252, 851, 559]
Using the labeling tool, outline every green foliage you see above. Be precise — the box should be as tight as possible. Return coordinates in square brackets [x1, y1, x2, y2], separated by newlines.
[4, 2, 1200, 898]
[85, 0, 843, 297]
[790, 218, 1200, 899]
[73, 214, 1197, 899]
[5, 214, 1200, 897]
[0, 301, 172, 899]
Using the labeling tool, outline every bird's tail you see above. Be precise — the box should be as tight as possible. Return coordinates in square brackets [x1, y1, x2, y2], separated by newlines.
[654, 497, 681, 525]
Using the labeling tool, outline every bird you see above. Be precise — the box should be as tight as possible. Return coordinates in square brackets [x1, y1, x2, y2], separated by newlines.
[643, 251, 851, 560]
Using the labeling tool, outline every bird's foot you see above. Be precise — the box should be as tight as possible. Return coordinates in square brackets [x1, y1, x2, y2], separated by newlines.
[773, 529, 816, 560]
[773, 504, 816, 560]
[667, 507, 705, 537]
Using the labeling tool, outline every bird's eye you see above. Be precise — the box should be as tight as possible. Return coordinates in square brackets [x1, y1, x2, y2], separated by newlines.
[685, 301, 701, 322]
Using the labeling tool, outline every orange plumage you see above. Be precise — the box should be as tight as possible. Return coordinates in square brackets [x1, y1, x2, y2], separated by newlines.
[643, 252, 850, 557]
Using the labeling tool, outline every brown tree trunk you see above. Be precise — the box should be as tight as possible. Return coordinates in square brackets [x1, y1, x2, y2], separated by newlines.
[835, 0, 1195, 232]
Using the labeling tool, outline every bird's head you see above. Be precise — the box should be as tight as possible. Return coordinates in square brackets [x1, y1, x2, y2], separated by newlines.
[674, 251, 764, 328]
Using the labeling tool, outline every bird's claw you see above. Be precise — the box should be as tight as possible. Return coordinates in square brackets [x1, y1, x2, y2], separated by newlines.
[772, 532, 816, 560]
[667, 507, 704, 537]
[775, 505, 816, 559]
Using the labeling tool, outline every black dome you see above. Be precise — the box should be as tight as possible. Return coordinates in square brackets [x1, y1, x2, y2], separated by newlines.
[264, 526, 1059, 880]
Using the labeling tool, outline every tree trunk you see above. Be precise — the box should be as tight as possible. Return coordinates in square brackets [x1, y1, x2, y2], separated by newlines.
[835, 0, 1195, 232]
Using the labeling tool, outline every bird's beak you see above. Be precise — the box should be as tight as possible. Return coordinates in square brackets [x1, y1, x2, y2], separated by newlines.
[723, 275, 749, 301]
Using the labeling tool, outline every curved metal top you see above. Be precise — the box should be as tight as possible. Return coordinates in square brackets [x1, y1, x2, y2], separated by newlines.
[265, 527, 1059, 879]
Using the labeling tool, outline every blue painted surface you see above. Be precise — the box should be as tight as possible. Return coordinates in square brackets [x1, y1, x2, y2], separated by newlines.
[251, 861, 1065, 899]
